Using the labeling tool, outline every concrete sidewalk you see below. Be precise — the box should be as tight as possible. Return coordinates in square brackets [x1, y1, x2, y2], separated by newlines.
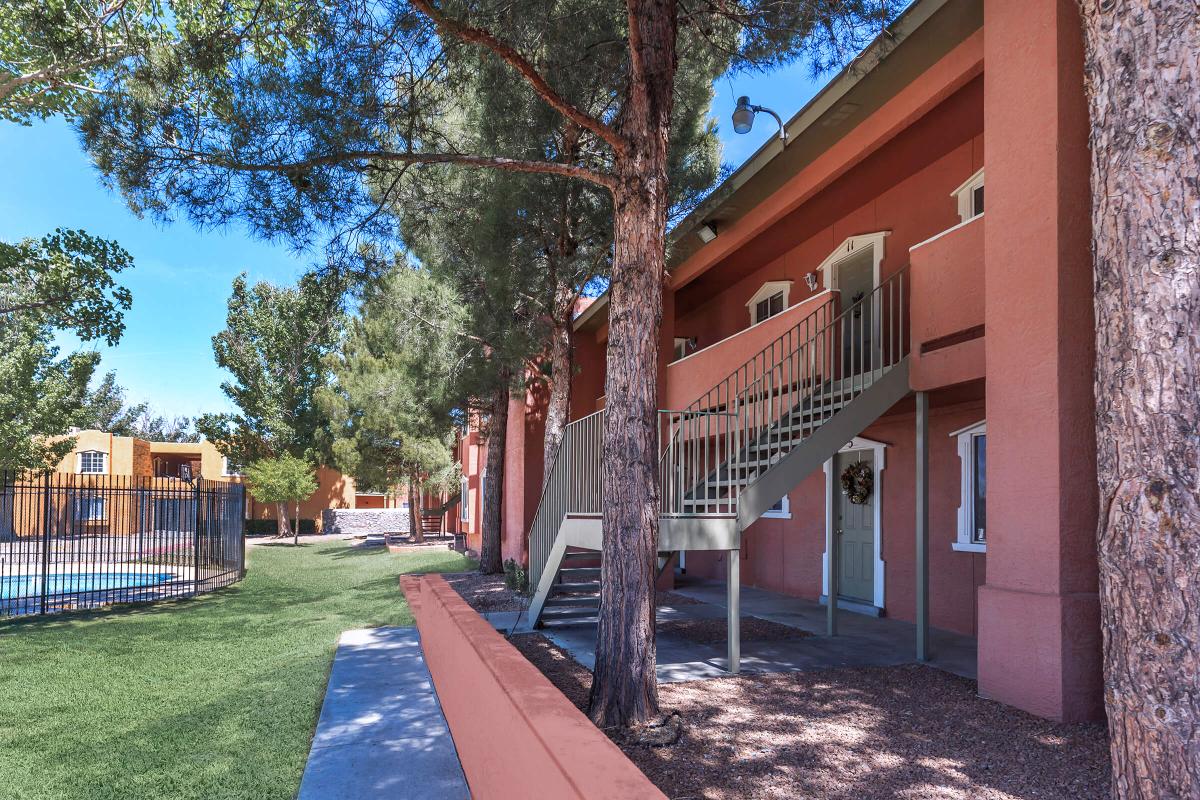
[298, 627, 469, 800]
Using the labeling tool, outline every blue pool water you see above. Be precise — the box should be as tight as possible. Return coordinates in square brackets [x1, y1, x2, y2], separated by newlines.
[0, 571, 176, 599]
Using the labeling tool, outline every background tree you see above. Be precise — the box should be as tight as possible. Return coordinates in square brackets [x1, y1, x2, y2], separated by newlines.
[320, 264, 460, 545]
[78, 0, 902, 727]
[243, 454, 319, 543]
[0, 229, 133, 345]
[197, 272, 342, 538]
[0, 0, 315, 124]
[0, 313, 97, 470]
[0, 230, 135, 470]
[1079, 3, 1200, 796]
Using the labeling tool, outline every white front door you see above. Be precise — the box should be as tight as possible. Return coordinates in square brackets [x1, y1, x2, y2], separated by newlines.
[834, 449, 876, 604]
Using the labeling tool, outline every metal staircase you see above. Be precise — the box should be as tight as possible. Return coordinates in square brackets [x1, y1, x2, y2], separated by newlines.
[526, 267, 911, 636]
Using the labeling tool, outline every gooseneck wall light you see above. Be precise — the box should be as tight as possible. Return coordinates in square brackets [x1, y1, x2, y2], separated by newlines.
[732, 96, 787, 142]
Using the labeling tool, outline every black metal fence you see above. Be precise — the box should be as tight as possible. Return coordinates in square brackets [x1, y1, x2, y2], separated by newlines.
[0, 471, 246, 618]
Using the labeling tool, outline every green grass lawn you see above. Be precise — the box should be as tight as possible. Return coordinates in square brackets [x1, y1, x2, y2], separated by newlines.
[0, 540, 472, 800]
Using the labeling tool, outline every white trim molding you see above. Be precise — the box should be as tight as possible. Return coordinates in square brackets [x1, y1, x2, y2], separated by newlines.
[745, 280, 793, 325]
[951, 167, 985, 223]
[950, 419, 987, 552]
[822, 436, 888, 609]
[815, 231, 889, 291]
[77, 450, 107, 475]
[761, 493, 791, 519]
[222, 457, 243, 477]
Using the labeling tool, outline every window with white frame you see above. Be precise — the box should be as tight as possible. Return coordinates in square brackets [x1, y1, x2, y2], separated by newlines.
[745, 281, 792, 326]
[952, 168, 985, 223]
[78, 450, 106, 474]
[762, 493, 791, 519]
[460, 476, 469, 522]
[952, 420, 986, 552]
[222, 457, 243, 477]
[75, 495, 106, 521]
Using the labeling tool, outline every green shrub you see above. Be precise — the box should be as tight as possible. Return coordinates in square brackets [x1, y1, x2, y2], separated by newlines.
[503, 558, 528, 593]
[245, 518, 317, 537]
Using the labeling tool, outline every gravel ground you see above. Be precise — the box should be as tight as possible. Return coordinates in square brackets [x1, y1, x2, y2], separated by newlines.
[443, 571, 526, 612]
[509, 634, 1110, 800]
[657, 616, 812, 646]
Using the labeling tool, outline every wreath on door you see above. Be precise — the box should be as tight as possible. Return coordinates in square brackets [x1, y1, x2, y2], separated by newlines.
[840, 461, 874, 505]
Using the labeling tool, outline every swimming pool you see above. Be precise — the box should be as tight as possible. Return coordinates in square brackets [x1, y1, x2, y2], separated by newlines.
[0, 571, 177, 600]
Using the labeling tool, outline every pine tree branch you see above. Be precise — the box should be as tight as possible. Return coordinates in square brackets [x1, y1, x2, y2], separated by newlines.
[207, 149, 618, 191]
[408, 0, 630, 157]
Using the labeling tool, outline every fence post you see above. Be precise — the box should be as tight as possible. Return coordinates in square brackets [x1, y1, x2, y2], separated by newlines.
[39, 472, 53, 615]
[194, 479, 203, 597]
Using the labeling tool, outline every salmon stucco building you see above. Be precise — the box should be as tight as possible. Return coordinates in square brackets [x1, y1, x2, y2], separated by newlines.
[55, 430, 357, 530]
[456, 0, 1105, 724]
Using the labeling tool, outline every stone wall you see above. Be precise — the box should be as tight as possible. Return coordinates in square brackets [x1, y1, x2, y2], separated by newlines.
[321, 508, 410, 536]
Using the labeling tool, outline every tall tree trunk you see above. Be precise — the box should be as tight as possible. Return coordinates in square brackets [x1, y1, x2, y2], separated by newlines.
[480, 375, 510, 575]
[408, 479, 423, 543]
[274, 503, 291, 539]
[543, 302, 574, 487]
[293, 499, 299, 547]
[588, 0, 677, 729]
[1079, 3, 1200, 796]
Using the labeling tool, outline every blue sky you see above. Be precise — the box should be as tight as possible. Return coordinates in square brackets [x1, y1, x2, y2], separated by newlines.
[0, 62, 822, 419]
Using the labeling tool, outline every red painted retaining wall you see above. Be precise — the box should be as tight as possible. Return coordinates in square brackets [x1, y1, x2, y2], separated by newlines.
[400, 574, 666, 800]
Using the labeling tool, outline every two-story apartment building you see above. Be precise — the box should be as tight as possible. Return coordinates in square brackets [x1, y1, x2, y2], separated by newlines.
[56, 430, 357, 529]
[460, 0, 1103, 723]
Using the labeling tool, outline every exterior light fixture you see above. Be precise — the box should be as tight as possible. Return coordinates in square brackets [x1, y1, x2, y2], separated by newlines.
[804, 271, 820, 291]
[696, 222, 718, 244]
[732, 96, 787, 142]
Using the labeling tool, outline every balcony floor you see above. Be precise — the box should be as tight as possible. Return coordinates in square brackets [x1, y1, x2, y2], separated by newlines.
[485, 576, 976, 684]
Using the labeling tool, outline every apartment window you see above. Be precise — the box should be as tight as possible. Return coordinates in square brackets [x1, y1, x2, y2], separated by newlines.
[762, 494, 791, 519]
[745, 281, 792, 326]
[460, 477, 469, 522]
[952, 168, 985, 223]
[222, 457, 243, 477]
[952, 420, 986, 552]
[78, 451, 106, 474]
[75, 496, 106, 522]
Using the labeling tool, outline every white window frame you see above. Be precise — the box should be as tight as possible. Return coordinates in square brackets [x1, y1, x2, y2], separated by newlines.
[952, 167, 985, 223]
[222, 457, 243, 477]
[761, 493, 791, 519]
[77, 450, 107, 475]
[460, 476, 469, 522]
[75, 495, 106, 522]
[950, 419, 987, 552]
[815, 232, 888, 292]
[745, 281, 793, 326]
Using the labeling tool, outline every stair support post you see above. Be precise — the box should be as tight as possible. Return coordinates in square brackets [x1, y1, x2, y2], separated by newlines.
[727, 549, 740, 674]
[825, 459, 839, 637]
[915, 390, 930, 662]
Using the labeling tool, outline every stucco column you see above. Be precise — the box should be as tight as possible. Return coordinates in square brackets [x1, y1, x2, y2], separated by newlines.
[978, 0, 1103, 722]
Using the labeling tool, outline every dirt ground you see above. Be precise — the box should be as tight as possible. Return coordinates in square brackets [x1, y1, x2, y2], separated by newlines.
[441, 571, 526, 612]
[657, 616, 811, 646]
[509, 633, 1111, 800]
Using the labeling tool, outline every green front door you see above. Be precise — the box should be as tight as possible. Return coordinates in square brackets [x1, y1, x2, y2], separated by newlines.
[835, 450, 875, 604]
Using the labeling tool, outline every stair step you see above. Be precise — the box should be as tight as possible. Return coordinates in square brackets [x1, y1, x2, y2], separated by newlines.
[561, 550, 600, 563]
[545, 595, 599, 608]
[558, 567, 601, 580]
[540, 606, 599, 621]
[551, 581, 600, 595]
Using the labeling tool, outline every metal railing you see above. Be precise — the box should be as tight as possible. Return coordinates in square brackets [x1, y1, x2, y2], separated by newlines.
[526, 267, 910, 587]
[527, 410, 604, 591]
[0, 472, 246, 618]
[681, 267, 910, 512]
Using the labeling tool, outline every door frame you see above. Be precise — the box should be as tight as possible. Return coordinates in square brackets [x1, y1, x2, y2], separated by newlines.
[822, 436, 887, 610]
